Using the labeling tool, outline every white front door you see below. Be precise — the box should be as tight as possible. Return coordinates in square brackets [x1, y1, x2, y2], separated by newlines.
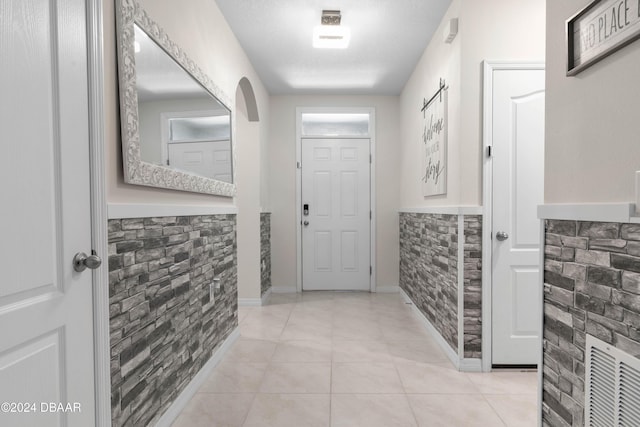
[491, 67, 545, 365]
[0, 0, 97, 425]
[301, 139, 371, 291]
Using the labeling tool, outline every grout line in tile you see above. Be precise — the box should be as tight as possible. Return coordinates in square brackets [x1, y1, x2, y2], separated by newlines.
[329, 361, 333, 426]
[478, 392, 509, 427]
[186, 293, 542, 426]
[405, 394, 423, 427]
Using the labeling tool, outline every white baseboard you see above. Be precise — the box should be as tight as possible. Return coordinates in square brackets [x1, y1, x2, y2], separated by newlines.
[154, 328, 240, 427]
[238, 298, 263, 307]
[261, 288, 272, 305]
[374, 285, 399, 293]
[399, 288, 461, 371]
[238, 288, 273, 306]
[271, 286, 297, 294]
[459, 358, 483, 372]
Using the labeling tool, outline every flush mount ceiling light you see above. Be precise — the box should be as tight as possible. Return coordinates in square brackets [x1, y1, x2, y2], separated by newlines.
[313, 10, 351, 49]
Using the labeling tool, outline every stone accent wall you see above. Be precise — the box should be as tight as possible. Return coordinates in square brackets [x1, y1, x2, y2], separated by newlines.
[108, 215, 238, 427]
[260, 213, 271, 296]
[400, 213, 459, 352]
[542, 220, 640, 427]
[463, 215, 483, 358]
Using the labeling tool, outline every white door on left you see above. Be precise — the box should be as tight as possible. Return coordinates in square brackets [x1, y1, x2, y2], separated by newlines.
[0, 0, 96, 425]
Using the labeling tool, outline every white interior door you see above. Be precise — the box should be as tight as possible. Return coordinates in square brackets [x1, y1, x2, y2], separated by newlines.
[302, 139, 371, 291]
[0, 0, 97, 425]
[168, 140, 232, 182]
[491, 67, 545, 365]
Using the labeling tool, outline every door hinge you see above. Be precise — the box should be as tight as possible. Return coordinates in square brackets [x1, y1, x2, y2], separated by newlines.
[370, 210, 372, 220]
[369, 154, 372, 164]
[487, 146, 492, 157]
[370, 266, 372, 275]
[167, 159, 170, 166]
[297, 161, 301, 169]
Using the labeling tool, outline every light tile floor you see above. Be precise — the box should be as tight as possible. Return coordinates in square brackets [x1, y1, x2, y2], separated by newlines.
[172, 292, 538, 427]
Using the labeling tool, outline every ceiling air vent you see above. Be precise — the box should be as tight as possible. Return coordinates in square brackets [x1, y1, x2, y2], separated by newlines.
[585, 335, 640, 427]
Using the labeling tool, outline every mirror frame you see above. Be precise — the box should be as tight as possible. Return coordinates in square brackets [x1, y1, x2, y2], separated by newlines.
[115, 0, 236, 196]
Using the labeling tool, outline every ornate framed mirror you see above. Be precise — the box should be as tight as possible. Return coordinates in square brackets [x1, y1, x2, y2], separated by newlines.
[115, 0, 235, 196]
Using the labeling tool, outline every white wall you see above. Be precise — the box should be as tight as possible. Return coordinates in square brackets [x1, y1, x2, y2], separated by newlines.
[269, 96, 401, 291]
[400, 0, 546, 207]
[545, 0, 640, 203]
[104, 0, 271, 300]
[460, 0, 546, 205]
[235, 88, 262, 299]
[400, 0, 462, 208]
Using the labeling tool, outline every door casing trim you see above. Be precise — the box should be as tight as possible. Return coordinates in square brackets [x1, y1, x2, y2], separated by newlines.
[481, 60, 545, 372]
[295, 107, 377, 292]
[87, 0, 110, 425]
[482, 61, 545, 427]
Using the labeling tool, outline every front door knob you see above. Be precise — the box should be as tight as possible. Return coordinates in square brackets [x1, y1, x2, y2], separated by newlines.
[495, 231, 509, 241]
[73, 251, 102, 272]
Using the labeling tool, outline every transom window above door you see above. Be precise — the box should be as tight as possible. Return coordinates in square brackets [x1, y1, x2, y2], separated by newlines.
[301, 113, 370, 137]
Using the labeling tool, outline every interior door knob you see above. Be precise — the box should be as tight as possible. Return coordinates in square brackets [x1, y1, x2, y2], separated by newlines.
[495, 231, 509, 241]
[303, 221, 309, 226]
[73, 251, 102, 272]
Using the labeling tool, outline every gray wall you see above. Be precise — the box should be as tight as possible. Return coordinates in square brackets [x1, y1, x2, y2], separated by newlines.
[399, 212, 483, 360]
[463, 215, 482, 358]
[260, 212, 271, 296]
[400, 213, 459, 352]
[543, 220, 640, 427]
[108, 215, 238, 426]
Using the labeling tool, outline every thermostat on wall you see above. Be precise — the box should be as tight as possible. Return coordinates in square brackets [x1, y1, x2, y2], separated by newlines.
[443, 18, 458, 44]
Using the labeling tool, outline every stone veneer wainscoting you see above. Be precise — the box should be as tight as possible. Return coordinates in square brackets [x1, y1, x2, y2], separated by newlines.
[108, 215, 237, 427]
[260, 212, 271, 296]
[399, 211, 482, 365]
[463, 215, 483, 358]
[400, 213, 459, 351]
[542, 220, 640, 427]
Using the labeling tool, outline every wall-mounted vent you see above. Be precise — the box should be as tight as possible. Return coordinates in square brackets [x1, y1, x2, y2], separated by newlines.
[585, 335, 640, 427]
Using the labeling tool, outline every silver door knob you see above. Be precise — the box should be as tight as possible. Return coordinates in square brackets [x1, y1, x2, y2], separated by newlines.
[73, 252, 102, 272]
[303, 221, 309, 226]
[495, 231, 509, 241]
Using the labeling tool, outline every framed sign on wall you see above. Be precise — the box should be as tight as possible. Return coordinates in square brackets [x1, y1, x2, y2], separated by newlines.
[421, 84, 448, 197]
[567, 0, 640, 75]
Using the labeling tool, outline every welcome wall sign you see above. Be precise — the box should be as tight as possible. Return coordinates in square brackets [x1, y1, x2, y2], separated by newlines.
[421, 84, 448, 197]
[567, 0, 640, 75]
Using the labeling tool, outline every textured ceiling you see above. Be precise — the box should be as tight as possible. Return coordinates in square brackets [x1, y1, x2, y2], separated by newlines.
[215, 0, 452, 95]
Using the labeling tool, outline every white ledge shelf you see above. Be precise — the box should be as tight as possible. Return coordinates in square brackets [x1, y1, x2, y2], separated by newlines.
[108, 203, 238, 219]
[399, 206, 483, 215]
[538, 203, 638, 223]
